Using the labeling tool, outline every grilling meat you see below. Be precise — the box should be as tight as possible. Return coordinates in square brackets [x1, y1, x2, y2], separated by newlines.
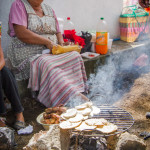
[43, 106, 67, 124]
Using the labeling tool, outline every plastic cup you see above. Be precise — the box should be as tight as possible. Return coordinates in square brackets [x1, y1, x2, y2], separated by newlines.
[91, 42, 96, 52]
[108, 39, 113, 50]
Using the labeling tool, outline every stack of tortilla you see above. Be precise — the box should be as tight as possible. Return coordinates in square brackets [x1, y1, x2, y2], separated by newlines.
[59, 102, 118, 134]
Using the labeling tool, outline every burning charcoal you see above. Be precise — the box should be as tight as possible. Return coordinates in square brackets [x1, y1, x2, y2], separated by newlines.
[81, 137, 97, 150]
[146, 112, 150, 119]
[69, 135, 107, 150]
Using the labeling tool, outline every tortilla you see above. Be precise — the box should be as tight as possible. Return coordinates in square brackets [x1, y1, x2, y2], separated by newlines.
[63, 108, 77, 119]
[85, 118, 108, 126]
[91, 106, 101, 115]
[75, 121, 96, 131]
[69, 114, 83, 123]
[75, 104, 87, 110]
[59, 120, 81, 129]
[96, 123, 118, 134]
[82, 108, 92, 116]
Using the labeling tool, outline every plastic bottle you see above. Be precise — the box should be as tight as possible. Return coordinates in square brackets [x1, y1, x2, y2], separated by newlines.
[63, 17, 75, 32]
[96, 17, 108, 54]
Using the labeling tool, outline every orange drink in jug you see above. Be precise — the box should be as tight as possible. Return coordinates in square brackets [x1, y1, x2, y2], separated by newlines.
[96, 18, 108, 55]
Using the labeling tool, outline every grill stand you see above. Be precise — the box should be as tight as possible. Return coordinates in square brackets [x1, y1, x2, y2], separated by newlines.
[69, 105, 134, 150]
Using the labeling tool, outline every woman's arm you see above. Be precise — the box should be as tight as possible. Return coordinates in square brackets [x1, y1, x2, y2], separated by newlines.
[57, 32, 64, 45]
[13, 24, 55, 50]
[0, 39, 5, 70]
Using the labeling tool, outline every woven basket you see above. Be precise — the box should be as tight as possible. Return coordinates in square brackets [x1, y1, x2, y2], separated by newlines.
[120, 5, 149, 42]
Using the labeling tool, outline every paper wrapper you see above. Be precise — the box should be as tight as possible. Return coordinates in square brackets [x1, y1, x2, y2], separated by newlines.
[52, 45, 81, 55]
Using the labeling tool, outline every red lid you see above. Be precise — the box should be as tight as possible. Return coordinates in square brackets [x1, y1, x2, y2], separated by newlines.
[67, 17, 70, 20]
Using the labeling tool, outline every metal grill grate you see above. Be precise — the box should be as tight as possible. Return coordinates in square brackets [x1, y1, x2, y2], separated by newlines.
[72, 105, 134, 137]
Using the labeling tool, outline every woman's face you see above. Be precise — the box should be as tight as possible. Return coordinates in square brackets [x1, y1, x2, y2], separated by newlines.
[28, 0, 43, 7]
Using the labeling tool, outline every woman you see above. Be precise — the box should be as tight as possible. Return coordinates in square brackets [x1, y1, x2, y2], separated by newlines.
[0, 37, 25, 130]
[8, 0, 89, 107]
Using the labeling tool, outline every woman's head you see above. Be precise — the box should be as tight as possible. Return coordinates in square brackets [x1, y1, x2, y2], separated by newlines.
[28, 0, 43, 7]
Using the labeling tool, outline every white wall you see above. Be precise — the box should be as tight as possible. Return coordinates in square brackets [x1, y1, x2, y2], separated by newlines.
[44, 0, 123, 39]
[0, 0, 14, 55]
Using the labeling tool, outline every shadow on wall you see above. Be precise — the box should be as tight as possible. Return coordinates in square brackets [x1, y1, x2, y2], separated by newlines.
[0, 0, 14, 56]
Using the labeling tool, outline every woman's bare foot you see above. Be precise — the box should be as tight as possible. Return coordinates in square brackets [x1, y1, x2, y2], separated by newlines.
[15, 112, 24, 123]
[13, 113, 25, 130]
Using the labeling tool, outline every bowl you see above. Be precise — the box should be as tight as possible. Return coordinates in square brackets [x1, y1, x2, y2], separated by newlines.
[36, 112, 58, 130]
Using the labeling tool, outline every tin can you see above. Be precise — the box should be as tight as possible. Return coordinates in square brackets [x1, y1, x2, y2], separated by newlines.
[0, 22, 1, 37]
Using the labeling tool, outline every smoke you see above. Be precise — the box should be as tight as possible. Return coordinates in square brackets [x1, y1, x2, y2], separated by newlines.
[86, 43, 150, 105]
[87, 56, 119, 105]
[65, 94, 89, 108]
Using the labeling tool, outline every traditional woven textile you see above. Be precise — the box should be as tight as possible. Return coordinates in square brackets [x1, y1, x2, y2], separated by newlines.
[28, 51, 87, 107]
[120, 16, 149, 42]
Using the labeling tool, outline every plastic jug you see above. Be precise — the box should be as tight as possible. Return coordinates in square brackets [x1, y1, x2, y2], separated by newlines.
[63, 17, 75, 32]
[63, 17, 75, 40]
[96, 17, 108, 54]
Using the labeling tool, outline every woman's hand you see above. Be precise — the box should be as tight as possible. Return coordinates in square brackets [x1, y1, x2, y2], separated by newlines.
[45, 39, 57, 51]
[45, 40, 54, 50]
[60, 41, 75, 46]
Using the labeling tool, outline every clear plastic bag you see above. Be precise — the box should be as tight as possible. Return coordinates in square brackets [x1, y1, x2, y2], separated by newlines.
[121, 4, 148, 17]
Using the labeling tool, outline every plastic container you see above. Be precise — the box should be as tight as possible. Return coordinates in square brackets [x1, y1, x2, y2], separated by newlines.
[63, 17, 75, 40]
[63, 17, 75, 32]
[96, 18, 108, 54]
[91, 42, 96, 52]
[108, 39, 113, 50]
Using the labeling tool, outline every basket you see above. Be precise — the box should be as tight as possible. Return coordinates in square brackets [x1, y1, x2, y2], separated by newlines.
[120, 5, 149, 42]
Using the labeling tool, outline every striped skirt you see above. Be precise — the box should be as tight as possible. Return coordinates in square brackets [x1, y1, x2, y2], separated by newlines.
[28, 51, 87, 107]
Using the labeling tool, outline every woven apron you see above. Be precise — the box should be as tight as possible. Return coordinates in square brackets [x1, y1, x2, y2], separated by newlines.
[7, 0, 57, 81]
